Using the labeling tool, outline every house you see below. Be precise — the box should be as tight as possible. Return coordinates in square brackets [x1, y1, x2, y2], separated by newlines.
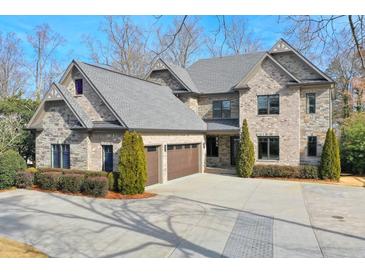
[27, 39, 334, 185]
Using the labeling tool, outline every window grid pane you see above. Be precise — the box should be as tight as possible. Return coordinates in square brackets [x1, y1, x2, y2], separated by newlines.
[269, 95, 280, 114]
[52, 144, 61, 168]
[307, 136, 317, 156]
[62, 144, 70, 169]
[212, 101, 222, 118]
[258, 137, 268, 160]
[258, 96, 268, 115]
[307, 93, 316, 114]
[75, 79, 83, 95]
[258, 137, 279, 160]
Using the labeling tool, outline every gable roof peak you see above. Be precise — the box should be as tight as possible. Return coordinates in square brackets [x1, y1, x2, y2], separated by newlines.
[270, 38, 293, 53]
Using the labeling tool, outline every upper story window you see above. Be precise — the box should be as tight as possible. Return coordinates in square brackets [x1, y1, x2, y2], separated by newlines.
[257, 95, 279, 115]
[307, 136, 317, 157]
[213, 100, 231, 118]
[306, 93, 316, 114]
[75, 79, 83, 95]
[206, 136, 219, 157]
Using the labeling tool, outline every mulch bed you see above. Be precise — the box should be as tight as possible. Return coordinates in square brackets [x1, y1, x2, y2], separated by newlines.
[30, 186, 156, 200]
[0, 187, 16, 193]
[254, 176, 339, 185]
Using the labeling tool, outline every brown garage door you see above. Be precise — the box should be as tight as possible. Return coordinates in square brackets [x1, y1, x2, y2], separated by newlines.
[144, 146, 159, 186]
[167, 144, 199, 180]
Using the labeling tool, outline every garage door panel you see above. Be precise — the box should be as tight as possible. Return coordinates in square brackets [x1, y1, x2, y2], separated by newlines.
[145, 146, 159, 186]
[167, 144, 199, 180]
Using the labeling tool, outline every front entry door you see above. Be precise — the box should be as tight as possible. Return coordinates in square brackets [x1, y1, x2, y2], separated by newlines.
[230, 136, 240, 166]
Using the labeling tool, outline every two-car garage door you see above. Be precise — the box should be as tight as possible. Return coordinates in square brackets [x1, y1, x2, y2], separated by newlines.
[167, 144, 199, 180]
[144, 143, 199, 185]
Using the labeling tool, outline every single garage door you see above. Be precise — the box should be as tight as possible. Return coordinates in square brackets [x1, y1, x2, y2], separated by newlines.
[144, 146, 159, 186]
[167, 144, 199, 180]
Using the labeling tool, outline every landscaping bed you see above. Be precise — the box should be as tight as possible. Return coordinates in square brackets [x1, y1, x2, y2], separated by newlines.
[31, 185, 156, 200]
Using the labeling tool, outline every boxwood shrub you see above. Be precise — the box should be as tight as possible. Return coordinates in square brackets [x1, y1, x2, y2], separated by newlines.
[15, 171, 34, 189]
[35, 172, 61, 190]
[299, 165, 319, 179]
[252, 164, 319, 179]
[37, 168, 108, 178]
[59, 174, 84, 193]
[82, 176, 108, 197]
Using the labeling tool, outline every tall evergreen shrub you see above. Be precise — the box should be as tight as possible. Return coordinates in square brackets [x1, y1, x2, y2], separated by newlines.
[320, 128, 341, 180]
[118, 131, 147, 194]
[236, 119, 255, 177]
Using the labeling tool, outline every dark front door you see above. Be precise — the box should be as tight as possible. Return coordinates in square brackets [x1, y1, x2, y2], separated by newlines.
[102, 145, 113, 172]
[230, 136, 240, 166]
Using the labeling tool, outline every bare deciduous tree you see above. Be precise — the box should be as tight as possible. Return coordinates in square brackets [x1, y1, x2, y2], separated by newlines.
[326, 49, 362, 119]
[285, 16, 365, 70]
[84, 16, 152, 78]
[206, 16, 262, 57]
[27, 24, 65, 99]
[155, 16, 203, 68]
[0, 114, 23, 155]
[0, 32, 27, 98]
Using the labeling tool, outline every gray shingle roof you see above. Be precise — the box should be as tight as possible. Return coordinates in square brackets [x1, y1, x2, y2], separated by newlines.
[74, 61, 206, 132]
[54, 83, 93, 129]
[187, 52, 266, 94]
[162, 60, 199, 93]
[205, 119, 240, 132]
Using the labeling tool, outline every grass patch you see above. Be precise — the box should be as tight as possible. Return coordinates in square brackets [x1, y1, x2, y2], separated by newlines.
[0, 236, 47, 258]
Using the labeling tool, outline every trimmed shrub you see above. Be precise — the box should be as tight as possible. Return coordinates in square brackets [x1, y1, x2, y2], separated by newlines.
[108, 172, 119, 192]
[320, 128, 341, 180]
[59, 174, 84, 193]
[84, 170, 108, 178]
[37, 168, 108, 178]
[25, 167, 38, 174]
[252, 164, 319, 179]
[299, 165, 319, 179]
[118, 131, 147, 195]
[38, 167, 63, 173]
[0, 150, 27, 189]
[15, 171, 34, 189]
[236, 119, 255, 178]
[252, 165, 299, 178]
[35, 172, 61, 190]
[82, 176, 108, 197]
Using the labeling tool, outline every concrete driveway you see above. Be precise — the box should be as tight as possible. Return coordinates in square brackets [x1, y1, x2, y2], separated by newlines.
[0, 173, 364, 258]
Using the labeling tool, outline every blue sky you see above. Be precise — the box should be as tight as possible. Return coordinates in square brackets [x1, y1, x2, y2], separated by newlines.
[0, 15, 290, 97]
[0, 15, 287, 65]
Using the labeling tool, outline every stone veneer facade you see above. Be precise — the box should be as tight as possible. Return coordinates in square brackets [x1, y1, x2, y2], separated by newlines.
[299, 86, 331, 164]
[35, 47, 332, 180]
[239, 58, 302, 166]
[35, 100, 89, 170]
[146, 55, 332, 168]
[63, 67, 116, 122]
[35, 66, 205, 182]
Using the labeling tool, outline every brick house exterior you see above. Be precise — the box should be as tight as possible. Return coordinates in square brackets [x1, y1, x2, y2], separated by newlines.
[147, 39, 334, 168]
[28, 38, 334, 184]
